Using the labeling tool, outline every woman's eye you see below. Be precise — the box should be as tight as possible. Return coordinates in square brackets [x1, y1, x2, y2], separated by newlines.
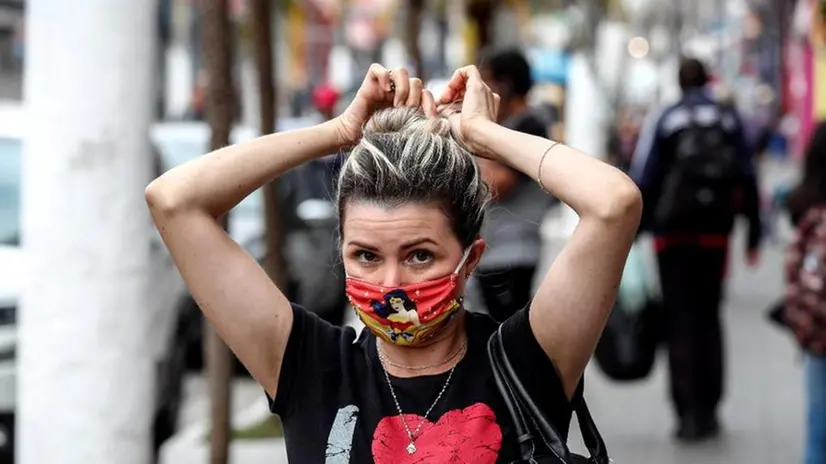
[356, 250, 378, 263]
[409, 250, 434, 265]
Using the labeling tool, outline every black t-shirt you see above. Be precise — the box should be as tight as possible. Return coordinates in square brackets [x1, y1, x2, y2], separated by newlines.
[269, 304, 579, 463]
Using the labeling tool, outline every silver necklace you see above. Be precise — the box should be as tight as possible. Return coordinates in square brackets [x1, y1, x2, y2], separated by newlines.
[377, 340, 466, 371]
[377, 344, 466, 455]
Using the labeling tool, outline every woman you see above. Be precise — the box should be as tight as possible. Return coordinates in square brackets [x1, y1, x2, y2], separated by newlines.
[786, 121, 826, 464]
[146, 64, 642, 462]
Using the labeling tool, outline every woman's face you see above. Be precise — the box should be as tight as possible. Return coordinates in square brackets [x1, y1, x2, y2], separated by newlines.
[341, 202, 483, 291]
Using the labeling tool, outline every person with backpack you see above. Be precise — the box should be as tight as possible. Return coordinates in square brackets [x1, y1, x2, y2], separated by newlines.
[630, 58, 762, 442]
[785, 121, 826, 464]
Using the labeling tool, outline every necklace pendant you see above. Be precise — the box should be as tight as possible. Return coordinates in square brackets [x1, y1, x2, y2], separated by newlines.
[406, 442, 417, 454]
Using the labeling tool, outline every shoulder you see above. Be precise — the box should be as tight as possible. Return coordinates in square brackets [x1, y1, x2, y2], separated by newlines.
[287, 303, 358, 343]
[470, 308, 579, 401]
[467, 308, 569, 389]
[270, 304, 360, 416]
[472, 307, 580, 438]
[635, 104, 672, 144]
[503, 111, 549, 138]
[655, 102, 690, 135]
[465, 310, 499, 339]
[521, 114, 550, 138]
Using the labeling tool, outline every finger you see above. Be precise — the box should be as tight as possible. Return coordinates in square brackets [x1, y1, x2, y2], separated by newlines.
[368, 63, 392, 93]
[467, 72, 489, 96]
[439, 68, 468, 104]
[458, 65, 484, 83]
[391, 67, 410, 106]
[441, 65, 485, 104]
[422, 89, 438, 118]
[406, 78, 424, 107]
[492, 92, 501, 120]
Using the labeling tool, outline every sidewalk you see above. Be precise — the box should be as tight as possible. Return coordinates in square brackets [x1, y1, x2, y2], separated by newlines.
[568, 159, 804, 463]
[570, 230, 803, 463]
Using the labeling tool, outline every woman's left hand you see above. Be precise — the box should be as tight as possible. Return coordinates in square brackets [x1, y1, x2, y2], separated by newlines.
[438, 65, 500, 155]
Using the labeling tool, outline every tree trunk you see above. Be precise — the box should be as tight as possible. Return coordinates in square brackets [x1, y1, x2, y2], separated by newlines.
[407, 0, 425, 79]
[250, 0, 286, 288]
[18, 0, 156, 462]
[200, 0, 235, 463]
[466, 0, 496, 60]
[436, 0, 450, 75]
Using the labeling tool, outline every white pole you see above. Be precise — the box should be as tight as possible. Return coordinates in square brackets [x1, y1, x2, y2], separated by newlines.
[538, 52, 608, 284]
[566, 52, 608, 159]
[166, 0, 196, 119]
[19, 1, 158, 463]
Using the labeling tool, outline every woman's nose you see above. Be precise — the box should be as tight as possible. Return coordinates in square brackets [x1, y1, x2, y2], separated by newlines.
[381, 264, 403, 288]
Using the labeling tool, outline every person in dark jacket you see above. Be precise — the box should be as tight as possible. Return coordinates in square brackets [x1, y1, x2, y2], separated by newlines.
[476, 48, 557, 322]
[629, 58, 763, 442]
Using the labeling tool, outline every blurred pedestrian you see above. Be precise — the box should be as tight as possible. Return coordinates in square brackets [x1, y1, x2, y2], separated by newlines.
[607, 110, 641, 172]
[630, 57, 763, 442]
[784, 121, 826, 464]
[281, 82, 348, 327]
[475, 48, 558, 322]
[313, 83, 342, 123]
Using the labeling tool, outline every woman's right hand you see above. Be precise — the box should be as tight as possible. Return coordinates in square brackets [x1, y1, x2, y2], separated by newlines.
[335, 64, 429, 146]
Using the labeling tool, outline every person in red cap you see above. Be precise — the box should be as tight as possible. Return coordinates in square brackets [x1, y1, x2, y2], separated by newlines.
[313, 84, 341, 121]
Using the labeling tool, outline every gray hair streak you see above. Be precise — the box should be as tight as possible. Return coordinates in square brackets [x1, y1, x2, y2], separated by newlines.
[336, 106, 491, 247]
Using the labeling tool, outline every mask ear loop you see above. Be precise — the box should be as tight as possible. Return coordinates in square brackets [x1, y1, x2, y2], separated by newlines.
[453, 247, 474, 276]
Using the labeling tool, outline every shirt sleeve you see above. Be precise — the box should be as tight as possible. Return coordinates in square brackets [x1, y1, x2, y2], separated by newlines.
[499, 307, 583, 440]
[629, 108, 667, 232]
[268, 303, 356, 418]
[728, 109, 763, 251]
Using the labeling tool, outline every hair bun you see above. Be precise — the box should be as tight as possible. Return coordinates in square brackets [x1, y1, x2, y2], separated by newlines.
[363, 106, 452, 138]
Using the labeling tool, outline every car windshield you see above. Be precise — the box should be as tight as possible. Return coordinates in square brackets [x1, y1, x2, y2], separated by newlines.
[0, 137, 20, 247]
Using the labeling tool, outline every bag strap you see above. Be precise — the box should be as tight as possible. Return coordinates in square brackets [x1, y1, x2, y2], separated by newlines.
[487, 331, 545, 460]
[488, 325, 611, 464]
[491, 327, 571, 461]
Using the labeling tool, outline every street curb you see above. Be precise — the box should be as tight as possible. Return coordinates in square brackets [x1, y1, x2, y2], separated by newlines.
[159, 398, 288, 464]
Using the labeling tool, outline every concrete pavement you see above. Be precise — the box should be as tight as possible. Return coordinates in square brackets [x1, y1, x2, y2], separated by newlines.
[569, 229, 804, 463]
[567, 158, 804, 463]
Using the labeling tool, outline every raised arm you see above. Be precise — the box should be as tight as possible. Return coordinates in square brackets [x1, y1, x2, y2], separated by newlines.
[145, 64, 407, 397]
[442, 66, 642, 398]
[145, 122, 343, 396]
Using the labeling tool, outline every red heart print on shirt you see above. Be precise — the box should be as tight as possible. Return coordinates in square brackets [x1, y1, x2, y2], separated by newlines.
[372, 402, 502, 463]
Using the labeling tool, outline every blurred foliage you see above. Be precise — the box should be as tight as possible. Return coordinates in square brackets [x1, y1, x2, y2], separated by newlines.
[229, 416, 284, 440]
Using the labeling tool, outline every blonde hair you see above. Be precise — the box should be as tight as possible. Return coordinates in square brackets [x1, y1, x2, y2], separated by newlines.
[336, 106, 491, 247]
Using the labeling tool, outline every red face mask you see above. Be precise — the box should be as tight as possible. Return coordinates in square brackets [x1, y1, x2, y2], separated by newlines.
[345, 248, 472, 346]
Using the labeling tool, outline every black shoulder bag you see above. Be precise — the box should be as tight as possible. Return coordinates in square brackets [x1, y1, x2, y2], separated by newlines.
[488, 325, 612, 464]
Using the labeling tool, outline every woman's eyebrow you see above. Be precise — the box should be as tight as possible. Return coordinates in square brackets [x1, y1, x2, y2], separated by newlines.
[346, 238, 437, 251]
[400, 238, 438, 249]
[346, 241, 380, 252]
